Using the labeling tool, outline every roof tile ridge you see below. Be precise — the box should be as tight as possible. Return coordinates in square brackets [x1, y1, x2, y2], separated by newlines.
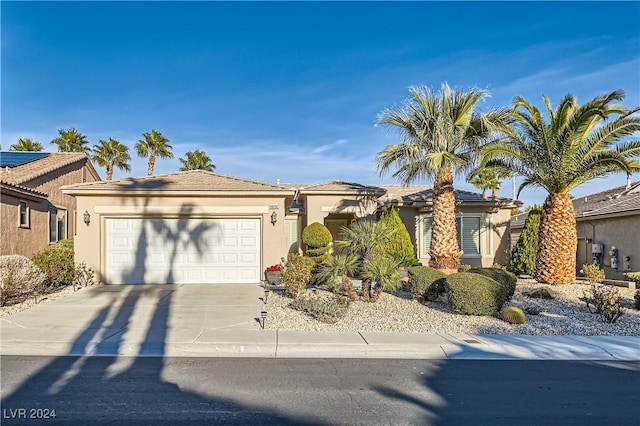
[14, 154, 88, 184]
[206, 170, 289, 189]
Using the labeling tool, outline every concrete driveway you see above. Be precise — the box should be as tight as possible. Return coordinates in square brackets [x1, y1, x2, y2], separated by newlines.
[1, 283, 269, 357]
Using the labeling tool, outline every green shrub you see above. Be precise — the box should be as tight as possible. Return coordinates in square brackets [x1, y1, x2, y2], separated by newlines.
[581, 264, 605, 283]
[445, 272, 512, 316]
[302, 222, 332, 250]
[376, 207, 418, 267]
[407, 266, 447, 301]
[31, 239, 76, 288]
[469, 267, 517, 299]
[0, 255, 47, 306]
[315, 254, 360, 290]
[509, 207, 541, 276]
[290, 294, 350, 323]
[634, 290, 640, 310]
[281, 254, 315, 299]
[458, 264, 472, 272]
[623, 272, 640, 284]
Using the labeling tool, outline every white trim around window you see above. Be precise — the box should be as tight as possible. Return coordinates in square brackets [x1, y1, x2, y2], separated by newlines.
[19, 200, 30, 228]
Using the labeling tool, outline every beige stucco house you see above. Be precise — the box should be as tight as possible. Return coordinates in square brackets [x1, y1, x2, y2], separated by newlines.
[510, 181, 640, 280]
[62, 171, 520, 285]
[0, 152, 100, 257]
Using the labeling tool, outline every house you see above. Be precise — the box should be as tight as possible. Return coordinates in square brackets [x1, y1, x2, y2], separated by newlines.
[0, 151, 101, 258]
[510, 181, 640, 280]
[62, 171, 521, 285]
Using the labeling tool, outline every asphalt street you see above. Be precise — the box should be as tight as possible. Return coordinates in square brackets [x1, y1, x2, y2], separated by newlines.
[1, 356, 639, 425]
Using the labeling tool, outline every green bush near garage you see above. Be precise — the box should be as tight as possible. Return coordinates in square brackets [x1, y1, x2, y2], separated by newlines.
[31, 239, 76, 288]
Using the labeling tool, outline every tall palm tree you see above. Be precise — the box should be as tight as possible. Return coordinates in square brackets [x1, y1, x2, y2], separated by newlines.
[179, 149, 215, 171]
[135, 129, 173, 175]
[376, 83, 512, 274]
[51, 128, 90, 153]
[91, 137, 132, 180]
[482, 90, 640, 284]
[9, 138, 43, 152]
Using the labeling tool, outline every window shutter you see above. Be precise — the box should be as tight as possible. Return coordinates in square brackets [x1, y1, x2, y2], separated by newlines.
[284, 216, 299, 253]
[461, 217, 480, 255]
[422, 216, 433, 256]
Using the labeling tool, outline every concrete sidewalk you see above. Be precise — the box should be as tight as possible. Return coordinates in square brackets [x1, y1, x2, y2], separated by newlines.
[1, 284, 639, 360]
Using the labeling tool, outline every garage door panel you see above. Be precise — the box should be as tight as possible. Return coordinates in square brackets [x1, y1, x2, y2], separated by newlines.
[106, 218, 260, 284]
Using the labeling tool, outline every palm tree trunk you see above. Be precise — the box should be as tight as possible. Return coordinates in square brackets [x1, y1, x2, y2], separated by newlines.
[106, 164, 114, 181]
[428, 165, 462, 274]
[148, 154, 156, 176]
[535, 193, 577, 285]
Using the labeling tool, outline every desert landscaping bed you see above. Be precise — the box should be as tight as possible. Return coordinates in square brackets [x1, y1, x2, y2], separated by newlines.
[264, 279, 640, 336]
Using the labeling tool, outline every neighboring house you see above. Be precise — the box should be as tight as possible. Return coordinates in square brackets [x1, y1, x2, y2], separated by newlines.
[62, 171, 521, 285]
[0, 152, 101, 258]
[510, 181, 640, 280]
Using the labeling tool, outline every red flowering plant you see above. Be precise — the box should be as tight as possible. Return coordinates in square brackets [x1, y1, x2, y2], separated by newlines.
[266, 264, 283, 272]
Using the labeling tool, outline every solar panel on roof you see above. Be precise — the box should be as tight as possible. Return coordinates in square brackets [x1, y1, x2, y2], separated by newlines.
[0, 151, 50, 168]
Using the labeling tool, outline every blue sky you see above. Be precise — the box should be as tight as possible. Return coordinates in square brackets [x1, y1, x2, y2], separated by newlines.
[2, 1, 639, 207]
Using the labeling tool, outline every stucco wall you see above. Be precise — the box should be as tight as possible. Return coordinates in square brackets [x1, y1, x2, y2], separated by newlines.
[74, 194, 289, 284]
[304, 194, 378, 225]
[576, 215, 640, 280]
[27, 161, 99, 238]
[0, 192, 49, 257]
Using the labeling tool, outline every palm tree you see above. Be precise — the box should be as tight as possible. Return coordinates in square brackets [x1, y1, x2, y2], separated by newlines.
[91, 137, 132, 180]
[467, 167, 509, 198]
[336, 220, 394, 301]
[376, 83, 512, 274]
[482, 90, 640, 284]
[9, 138, 43, 152]
[51, 128, 90, 153]
[179, 149, 215, 171]
[135, 129, 173, 175]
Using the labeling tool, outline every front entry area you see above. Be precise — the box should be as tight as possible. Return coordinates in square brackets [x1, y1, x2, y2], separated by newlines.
[105, 218, 261, 284]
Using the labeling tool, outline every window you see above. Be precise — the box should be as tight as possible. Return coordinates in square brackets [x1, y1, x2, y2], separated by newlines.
[421, 215, 483, 257]
[49, 207, 67, 243]
[19, 201, 30, 228]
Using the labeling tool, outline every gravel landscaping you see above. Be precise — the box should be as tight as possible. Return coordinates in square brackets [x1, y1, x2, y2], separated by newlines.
[264, 279, 640, 336]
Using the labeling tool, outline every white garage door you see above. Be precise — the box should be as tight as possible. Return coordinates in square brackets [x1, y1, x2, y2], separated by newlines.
[106, 218, 260, 284]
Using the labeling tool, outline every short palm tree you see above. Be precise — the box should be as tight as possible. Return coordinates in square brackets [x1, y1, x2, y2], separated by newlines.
[483, 90, 640, 284]
[51, 128, 90, 153]
[135, 129, 173, 175]
[9, 138, 43, 152]
[376, 83, 512, 273]
[92, 137, 132, 180]
[336, 220, 394, 301]
[179, 149, 215, 171]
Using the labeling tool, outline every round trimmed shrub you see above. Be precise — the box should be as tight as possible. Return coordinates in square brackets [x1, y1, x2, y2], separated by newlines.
[31, 239, 75, 288]
[0, 255, 47, 306]
[445, 272, 511, 316]
[407, 266, 447, 301]
[302, 222, 333, 248]
[469, 267, 517, 299]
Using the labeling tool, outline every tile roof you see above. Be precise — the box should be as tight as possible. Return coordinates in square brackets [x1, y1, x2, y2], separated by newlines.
[0, 180, 48, 199]
[510, 181, 640, 228]
[297, 181, 386, 194]
[0, 152, 92, 185]
[62, 170, 293, 193]
[378, 184, 518, 206]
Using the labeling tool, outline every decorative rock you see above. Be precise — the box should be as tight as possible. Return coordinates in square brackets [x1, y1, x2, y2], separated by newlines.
[528, 287, 553, 299]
